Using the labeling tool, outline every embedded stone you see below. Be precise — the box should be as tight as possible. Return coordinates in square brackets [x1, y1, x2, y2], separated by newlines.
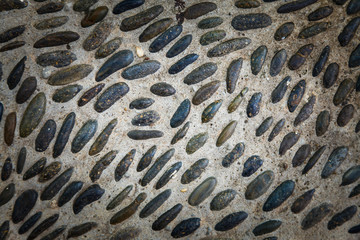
[106, 185, 133, 210]
[137, 145, 157, 172]
[0, 183, 15, 207]
[139, 18, 173, 42]
[27, 214, 59, 240]
[0, 25, 25, 43]
[316, 110, 330, 136]
[308, 6, 333, 21]
[228, 87, 249, 113]
[245, 170, 274, 200]
[301, 203, 332, 230]
[198, 17, 223, 29]
[232, 13, 272, 31]
[52, 84, 83, 103]
[337, 104, 354, 127]
[171, 218, 201, 238]
[167, 34, 192, 58]
[122, 60, 161, 80]
[152, 204, 183, 231]
[150, 82, 176, 96]
[114, 149, 136, 182]
[328, 205, 357, 230]
[78, 83, 105, 107]
[323, 63, 339, 88]
[288, 44, 314, 70]
[207, 38, 251, 57]
[333, 78, 355, 106]
[67, 222, 98, 239]
[57, 181, 84, 207]
[298, 22, 331, 39]
[71, 120, 98, 153]
[216, 120, 238, 147]
[268, 118, 285, 142]
[291, 189, 315, 214]
[156, 162, 182, 189]
[4, 112, 16, 146]
[277, 0, 318, 13]
[321, 146, 348, 179]
[89, 150, 118, 182]
[270, 49, 287, 77]
[274, 22, 294, 41]
[83, 19, 115, 51]
[251, 45, 267, 75]
[242, 155, 263, 177]
[23, 157, 46, 180]
[34, 16, 69, 30]
[184, 62, 217, 85]
[140, 189, 171, 218]
[171, 121, 191, 145]
[113, 0, 144, 14]
[73, 0, 98, 12]
[302, 145, 327, 175]
[288, 79, 306, 112]
[188, 177, 217, 206]
[263, 180, 295, 211]
[120, 5, 164, 31]
[247, 92, 262, 118]
[95, 38, 122, 59]
[200, 30, 226, 46]
[292, 144, 311, 167]
[41, 168, 74, 201]
[89, 119, 118, 156]
[214, 211, 248, 231]
[210, 189, 236, 211]
[36, 50, 76, 68]
[94, 82, 130, 112]
[36, 2, 64, 14]
[48, 64, 93, 86]
[110, 192, 147, 224]
[226, 58, 242, 93]
[222, 142, 245, 167]
[12, 189, 38, 224]
[181, 158, 209, 184]
[169, 54, 199, 74]
[253, 220, 282, 236]
[202, 100, 222, 123]
[184, 2, 217, 19]
[16, 77, 37, 104]
[129, 98, 154, 110]
[127, 130, 164, 140]
[73, 184, 105, 214]
[81, 6, 108, 28]
[341, 165, 360, 186]
[53, 112, 76, 158]
[294, 95, 316, 126]
[256, 117, 273, 137]
[313, 45, 330, 77]
[7, 56, 26, 90]
[34, 31, 80, 48]
[18, 212, 42, 235]
[186, 132, 208, 154]
[170, 99, 191, 128]
[338, 17, 360, 46]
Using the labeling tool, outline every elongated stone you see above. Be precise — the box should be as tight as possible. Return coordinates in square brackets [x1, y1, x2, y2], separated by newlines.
[253, 220, 282, 236]
[292, 144, 311, 167]
[207, 38, 251, 57]
[48, 64, 93, 86]
[349, 44, 360, 67]
[12, 189, 38, 223]
[277, 0, 318, 13]
[67, 222, 97, 239]
[57, 181, 83, 207]
[301, 203, 332, 230]
[215, 211, 248, 232]
[16, 77, 37, 104]
[89, 119, 118, 156]
[349, 224, 360, 234]
[298, 22, 330, 39]
[216, 120, 238, 147]
[1, 157, 12, 181]
[95, 38, 122, 59]
[53, 112, 76, 158]
[291, 189, 315, 214]
[251, 45, 267, 75]
[113, 0, 144, 14]
[110, 227, 141, 240]
[0, 0, 28, 11]
[245, 170, 275, 200]
[137, 145, 157, 172]
[328, 205, 357, 230]
[0, 183, 15, 207]
[81, 6, 108, 28]
[106, 185, 133, 210]
[52, 84, 83, 103]
[341, 165, 360, 186]
[294, 95, 316, 126]
[36, 50, 76, 68]
[316, 110, 330, 136]
[184, 2, 217, 19]
[96, 50, 134, 82]
[271, 76, 291, 104]
[321, 146, 348, 179]
[115, 149, 136, 182]
[313, 45, 330, 77]
[232, 13, 272, 31]
[186, 132, 208, 154]
[256, 117, 273, 137]
[171, 121, 190, 145]
[73, 0, 98, 12]
[94, 82, 130, 112]
[27, 214, 59, 240]
[18, 212, 42, 235]
[127, 130, 164, 140]
[200, 30, 225, 46]
[130, 98, 154, 110]
[333, 78, 355, 106]
[274, 22, 294, 41]
[181, 158, 209, 184]
[0, 221, 9, 240]
[337, 104, 354, 127]
[242, 155, 263, 177]
[170, 99, 191, 128]
[4, 112, 16, 146]
[20, 92, 46, 138]
[210, 189, 236, 211]
[122, 61, 161, 80]
[156, 162, 182, 189]
[0, 25, 25, 43]
[222, 142, 245, 167]
[78, 83, 105, 107]
[167, 34, 192, 57]
[288, 80, 306, 112]
[184, 62, 217, 85]
[302, 145, 326, 175]
[356, 120, 360, 133]
[198, 17, 223, 29]
[34, 16, 69, 30]
[73, 184, 105, 214]
[308, 6, 333, 21]
[71, 120, 98, 153]
[263, 180, 295, 211]
[279, 132, 300, 156]
[323, 63, 339, 88]
[172, 219, 202, 240]
[268, 118, 285, 142]
[36, 2, 64, 14]
[141, 149, 175, 186]
[139, 18, 173, 42]
[169, 54, 199, 74]
[140, 189, 171, 218]
[83, 19, 115, 51]
[132, 110, 160, 127]
[23, 157, 46, 180]
[338, 17, 360, 46]
[150, 82, 176, 96]
[41, 167, 74, 201]
[288, 44, 314, 70]
[226, 58, 242, 93]
[235, 0, 260, 8]
[349, 184, 360, 197]
[40, 225, 66, 240]
[347, 0, 360, 14]
[247, 92, 262, 118]
[120, 5, 164, 31]
[110, 192, 147, 224]
[17, 147, 26, 174]
[90, 150, 118, 182]
[152, 204, 183, 231]
[202, 100, 222, 123]
[7, 56, 26, 90]
[270, 49, 287, 77]
[189, 177, 217, 206]
[0, 41, 25, 52]
[34, 31, 80, 48]
[38, 162, 62, 182]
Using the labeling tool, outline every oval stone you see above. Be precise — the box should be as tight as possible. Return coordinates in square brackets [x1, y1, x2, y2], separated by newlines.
[36, 50, 76, 68]
[127, 130, 164, 140]
[294, 95, 316, 126]
[228, 88, 248, 113]
[210, 189, 236, 211]
[301, 203, 332, 230]
[338, 17, 360, 47]
[41, 168, 74, 201]
[4, 112, 16, 146]
[129, 98, 154, 110]
[271, 76, 291, 103]
[67, 222, 97, 239]
[268, 118, 285, 142]
[181, 158, 209, 184]
[202, 100, 222, 123]
[288, 44, 314, 70]
[216, 120, 238, 147]
[256, 117, 273, 137]
[207, 38, 251, 57]
[83, 19, 115, 51]
[89, 150, 118, 182]
[48, 64, 93, 86]
[316, 110, 330, 136]
[12, 189, 38, 223]
[247, 92, 262, 118]
[313, 45, 330, 77]
[36, 2, 64, 14]
[34, 16, 69, 30]
[200, 30, 226, 46]
[169, 54, 199, 74]
[188, 177, 217, 206]
[328, 205, 357, 230]
[222, 142, 245, 167]
[167, 34, 192, 58]
[302, 145, 327, 175]
[184, 2, 217, 19]
[288, 80, 306, 112]
[253, 220, 282, 236]
[78, 83, 105, 107]
[89, 119, 118, 156]
[23, 157, 46, 180]
[38, 161, 62, 182]
[0, 183, 15, 207]
[7, 56, 26, 90]
[171, 121, 190, 145]
[16, 77, 37, 104]
[113, 0, 144, 14]
[333, 78, 355, 106]
[171, 218, 201, 238]
[0, 25, 25, 43]
[34, 31, 80, 48]
[292, 144, 311, 167]
[235, 0, 260, 8]
[251, 45, 267, 75]
[57, 181, 83, 207]
[106, 185, 133, 210]
[120, 5, 164, 31]
[53, 112, 76, 158]
[137, 145, 157, 172]
[321, 146, 348, 179]
[110, 193, 147, 225]
[337, 104, 354, 127]
[298, 22, 331, 39]
[232, 13, 272, 31]
[94, 82, 130, 113]
[215, 212, 248, 232]
[122, 60, 161, 80]
[150, 82, 176, 96]
[184, 62, 217, 85]
[242, 155, 263, 177]
[186, 132, 208, 154]
[291, 189, 315, 214]
[226, 58, 242, 93]
[341, 165, 360, 186]
[170, 99, 191, 128]
[71, 120, 98, 153]
[52, 84, 83, 103]
[155, 162, 182, 189]
[274, 22, 294, 41]
[152, 204, 183, 231]
[270, 49, 287, 77]
[277, 0, 318, 13]
[263, 180, 295, 211]
[308, 6, 333, 21]
[323, 62, 339, 88]
[81, 6, 108, 28]
[198, 17, 223, 29]
[245, 170, 274, 200]
[349, 44, 360, 68]
[140, 189, 171, 218]
[95, 38, 122, 59]
[73, 184, 105, 214]
[139, 18, 173, 42]
[18, 212, 42, 235]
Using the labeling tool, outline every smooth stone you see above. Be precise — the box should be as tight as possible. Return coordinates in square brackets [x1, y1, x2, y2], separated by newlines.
[113, 0, 144, 14]
[110, 227, 141, 239]
[292, 144, 311, 167]
[256, 117, 273, 137]
[301, 203, 332, 230]
[263, 180, 295, 211]
[271, 76, 291, 104]
[247, 92, 262, 118]
[79, 84, 104, 107]
[0, 183, 15, 207]
[16, 77, 37, 104]
[349, 183, 360, 197]
[210, 189, 236, 211]
[338, 17, 360, 46]
[94, 82, 130, 112]
[0, 0, 28, 11]
[114, 149, 136, 182]
[37, 50, 76, 69]
[83, 19, 115, 51]
[38, 161, 62, 182]
[23, 157, 46, 180]
[302, 146, 327, 175]
[232, 13, 272, 31]
[12, 189, 38, 223]
[228, 87, 248, 113]
[181, 158, 209, 184]
[328, 205, 357, 230]
[253, 220, 282, 236]
[4, 112, 16, 146]
[110, 193, 147, 225]
[270, 49, 287, 76]
[337, 104, 354, 127]
[155, 162, 182, 189]
[53, 112, 76, 158]
[226, 58, 242, 93]
[140, 189, 171, 218]
[308, 6, 333, 21]
[41, 168, 74, 201]
[214, 211, 248, 231]
[7, 56, 26, 90]
[67, 222, 98, 238]
[48, 64, 93, 86]
[202, 100, 222, 123]
[207, 38, 251, 57]
[279, 132, 300, 156]
[186, 132, 208, 154]
[288, 44, 314, 70]
[0, 41, 25, 52]
[313, 45, 330, 77]
[18, 212, 42, 235]
[184, 2, 217, 19]
[0, 25, 25, 43]
[235, 0, 260, 8]
[245, 170, 274, 200]
[171, 218, 201, 238]
[1, 157, 12, 181]
[251, 45, 267, 75]
[333, 78, 355, 105]
[27, 214, 59, 240]
[168, 54, 199, 74]
[57, 181, 83, 207]
[316, 110, 330, 136]
[34, 16, 69, 30]
[184, 62, 217, 85]
[89, 150, 118, 182]
[96, 50, 134, 82]
[139, 18, 173, 42]
[36, 2, 64, 14]
[200, 30, 226, 46]
[167, 34, 192, 58]
[150, 82, 176, 96]
[288, 79, 306, 112]
[198, 17, 223, 29]
[294, 95, 316, 126]
[95, 38, 122, 59]
[128, 130, 164, 140]
[89, 119, 118, 156]
[321, 146, 348, 178]
[122, 60, 161, 80]
[170, 99, 191, 128]
[129, 98, 154, 110]
[323, 63, 339, 88]
[149, 25, 183, 53]
[106, 185, 133, 210]
[71, 120, 98, 153]
[347, 0, 360, 14]
[242, 155, 263, 177]
[171, 121, 190, 145]
[274, 22, 294, 41]
[188, 177, 217, 206]
[120, 5, 164, 32]
[52, 84, 83, 103]
[193, 81, 220, 105]
[298, 22, 331, 39]
[216, 120, 238, 147]
[291, 189, 315, 213]
[277, 0, 318, 13]
[73, 184, 105, 214]
[73, 0, 98, 12]
[81, 6, 108, 28]
[152, 204, 183, 231]
[34, 31, 80, 48]
[341, 165, 360, 186]
[222, 142, 245, 167]
[0, 221, 9, 240]
[268, 118, 285, 142]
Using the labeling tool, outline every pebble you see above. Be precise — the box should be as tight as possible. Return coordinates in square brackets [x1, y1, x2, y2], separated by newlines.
[202, 100, 222, 123]
[169, 54, 199, 74]
[37, 50, 76, 69]
[156, 162, 182, 189]
[41, 167, 74, 201]
[113, 0, 144, 14]
[167, 34, 192, 58]
[171, 218, 201, 238]
[186, 132, 208, 154]
[1, 157, 12, 181]
[337, 104, 354, 127]
[89, 119, 118, 156]
[150, 82, 176, 96]
[242, 155, 263, 177]
[48, 64, 93, 86]
[0, 221, 9, 240]
[137, 145, 157, 172]
[316, 110, 330, 136]
[34, 16, 69, 30]
[81, 6, 108, 28]
[23, 157, 46, 180]
[152, 204, 183, 231]
[328, 205, 357, 230]
[338, 17, 360, 46]
[292, 144, 311, 167]
[71, 120, 98, 153]
[0, 183, 15, 207]
[253, 220, 282, 236]
[73, 0, 98, 12]
[188, 177, 217, 206]
[110, 192, 147, 224]
[228, 87, 248, 113]
[171, 121, 190, 145]
[114, 149, 136, 182]
[106, 185, 133, 210]
[130, 98, 154, 110]
[34, 31, 80, 48]
[0, 0, 28, 11]
[181, 158, 209, 184]
[222, 142, 245, 167]
[149, 25, 183, 53]
[184, 2, 217, 19]
[207, 38, 251, 57]
[27, 214, 59, 240]
[95, 38, 122, 59]
[291, 189, 315, 214]
[288, 44, 314, 70]
[274, 22, 294, 41]
[140, 189, 171, 218]
[323, 63, 339, 88]
[198, 17, 223, 29]
[247, 92, 262, 118]
[288, 80, 306, 112]
[127, 130, 164, 140]
[270, 49, 287, 77]
[4, 112, 16, 146]
[294, 95, 316, 126]
[57, 181, 83, 207]
[210, 189, 236, 211]
[268, 118, 285, 142]
[53, 112, 76, 158]
[12, 189, 38, 223]
[321, 146, 348, 179]
[347, 0, 360, 14]
[73, 184, 105, 214]
[36, 2, 63, 14]
[139, 18, 173, 42]
[313, 45, 330, 77]
[83, 19, 115, 51]
[0, 25, 25, 43]
[170, 99, 191, 128]
[18, 212, 42, 235]
[341, 165, 360, 186]
[349, 44, 360, 67]
[184, 62, 217, 85]
[308, 6, 333, 21]
[7, 56, 26, 90]
[301, 203, 332, 230]
[333, 78, 355, 106]
[214, 211, 248, 231]
[216, 120, 238, 147]
[226, 58, 242, 93]
[67, 222, 98, 239]
[256, 117, 273, 137]
[0, 41, 25, 52]
[263, 180, 295, 211]
[89, 150, 118, 182]
[94, 82, 130, 112]
[120, 5, 164, 32]
[52, 85, 83, 103]
[200, 30, 226, 46]
[277, 0, 318, 13]
[110, 227, 141, 240]
[122, 60, 161, 80]
[40, 225, 66, 240]
[232, 13, 272, 31]
[349, 183, 360, 198]
[298, 22, 331, 39]
[251, 45, 267, 75]
[235, 0, 260, 8]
